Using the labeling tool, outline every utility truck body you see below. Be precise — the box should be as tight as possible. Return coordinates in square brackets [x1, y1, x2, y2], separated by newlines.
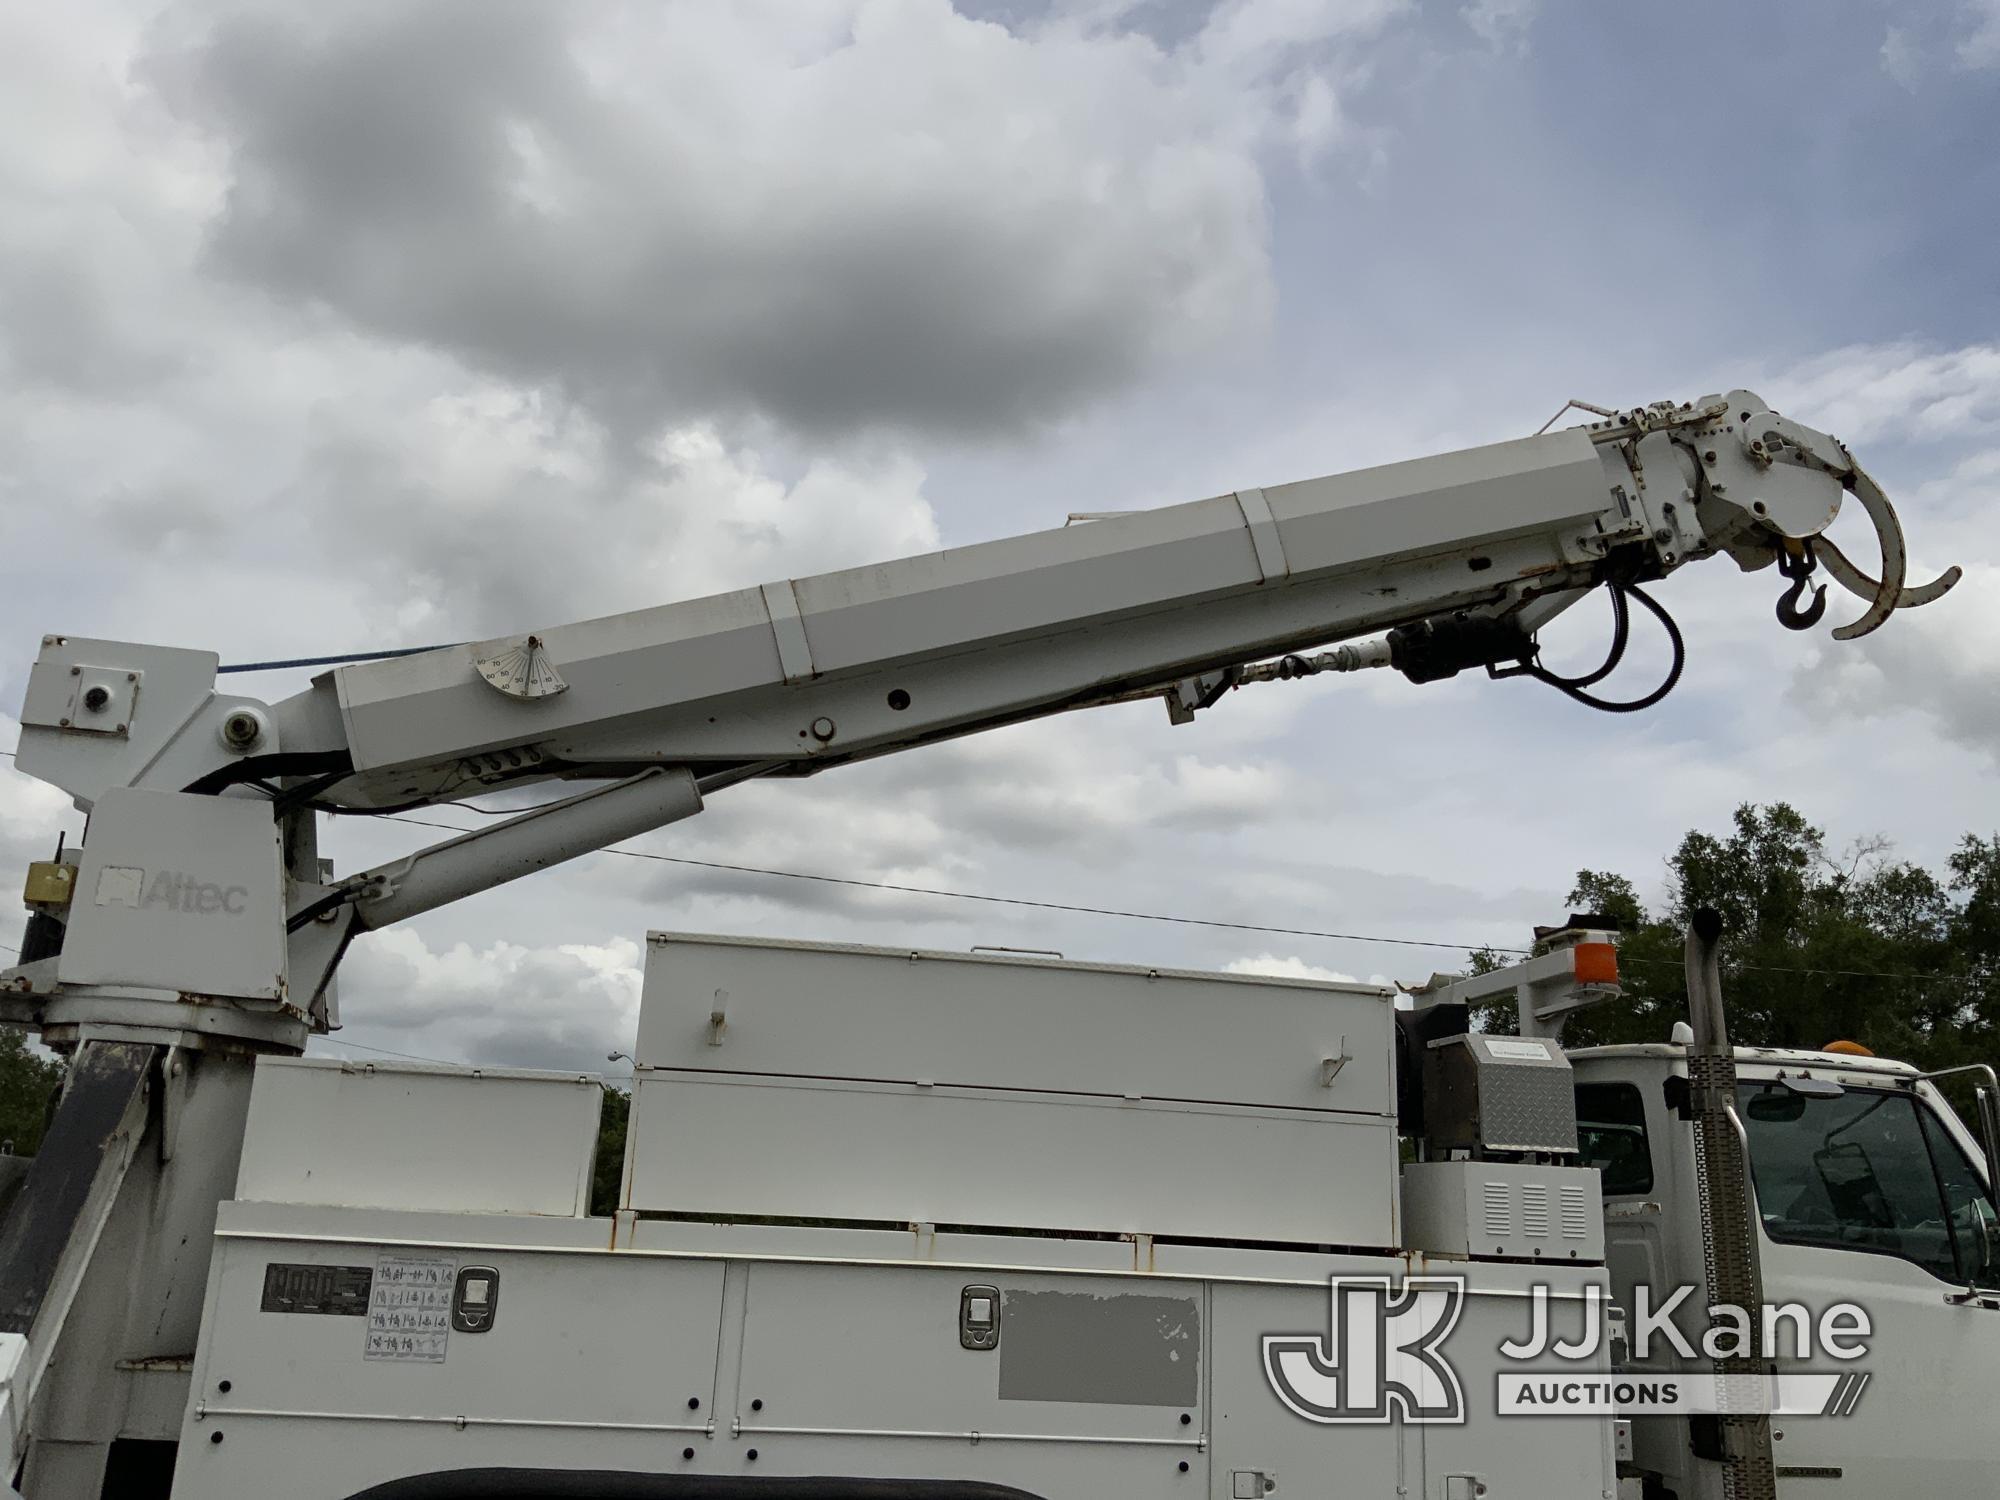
[169, 935, 1619, 1500]
[0, 389, 1981, 1497]
[152, 935, 2000, 1500]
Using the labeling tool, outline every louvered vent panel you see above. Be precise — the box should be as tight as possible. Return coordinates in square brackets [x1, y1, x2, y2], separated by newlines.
[1482, 1181, 1514, 1238]
[1521, 1183, 1551, 1237]
[1560, 1184, 1590, 1240]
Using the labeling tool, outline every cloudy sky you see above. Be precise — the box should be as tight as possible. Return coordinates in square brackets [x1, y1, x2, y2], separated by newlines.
[2, 0, 1996, 1074]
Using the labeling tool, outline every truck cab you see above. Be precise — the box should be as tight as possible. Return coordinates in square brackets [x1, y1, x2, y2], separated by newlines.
[1571, 1043, 2000, 1498]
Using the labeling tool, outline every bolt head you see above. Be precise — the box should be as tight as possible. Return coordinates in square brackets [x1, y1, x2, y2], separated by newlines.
[221, 711, 263, 750]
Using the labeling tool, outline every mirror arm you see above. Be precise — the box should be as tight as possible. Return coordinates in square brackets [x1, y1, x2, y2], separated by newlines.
[1912, 1062, 2000, 1196]
[1911, 1063, 2000, 1301]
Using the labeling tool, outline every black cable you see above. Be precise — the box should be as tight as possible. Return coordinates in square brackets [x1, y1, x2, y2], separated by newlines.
[268, 768, 361, 817]
[183, 749, 353, 796]
[1560, 581, 1632, 690]
[285, 889, 358, 933]
[1517, 579, 1632, 693]
[1528, 582, 1684, 714]
[308, 795, 465, 818]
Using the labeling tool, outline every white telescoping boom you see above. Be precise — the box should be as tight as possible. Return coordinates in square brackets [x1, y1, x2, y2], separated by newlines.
[6, 389, 1961, 1040]
[0, 389, 1962, 1498]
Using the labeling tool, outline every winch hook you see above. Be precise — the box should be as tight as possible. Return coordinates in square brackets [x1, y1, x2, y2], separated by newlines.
[1775, 541, 1827, 631]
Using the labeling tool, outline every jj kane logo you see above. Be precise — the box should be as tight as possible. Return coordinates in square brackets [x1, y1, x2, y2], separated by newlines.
[1263, 1276, 1467, 1424]
[1263, 1277, 1873, 1424]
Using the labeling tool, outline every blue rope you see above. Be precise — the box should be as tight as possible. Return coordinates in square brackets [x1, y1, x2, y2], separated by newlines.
[217, 644, 457, 675]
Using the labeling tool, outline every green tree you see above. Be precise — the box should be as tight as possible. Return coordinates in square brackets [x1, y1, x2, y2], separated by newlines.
[1468, 803, 2000, 1073]
[0, 1028, 64, 1156]
[590, 1084, 629, 1217]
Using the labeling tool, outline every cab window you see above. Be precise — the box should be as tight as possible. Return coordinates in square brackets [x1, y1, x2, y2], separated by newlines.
[1739, 1082, 1999, 1289]
[1576, 1081, 1654, 1195]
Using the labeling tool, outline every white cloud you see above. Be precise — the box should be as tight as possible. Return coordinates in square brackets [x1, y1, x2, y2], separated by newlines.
[1880, 26, 1922, 89]
[1764, 340, 2000, 766]
[622, 710, 1310, 909]
[287, 393, 941, 636]
[1959, 0, 2000, 69]
[1461, 0, 1535, 52]
[1764, 341, 2000, 448]
[1865, 7, 2000, 82]
[1195, 0, 1406, 71]
[133, 0, 1401, 441]
[1, 339, 944, 650]
[1788, 559, 2000, 765]
[1226, 951, 1359, 983]
[928, 738, 1304, 855]
[334, 928, 645, 1072]
[0, 0, 1405, 658]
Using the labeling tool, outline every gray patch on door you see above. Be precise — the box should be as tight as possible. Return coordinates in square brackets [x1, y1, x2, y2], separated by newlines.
[997, 1289, 1200, 1406]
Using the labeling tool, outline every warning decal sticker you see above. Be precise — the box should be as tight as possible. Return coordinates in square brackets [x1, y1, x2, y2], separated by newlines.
[364, 1253, 457, 1363]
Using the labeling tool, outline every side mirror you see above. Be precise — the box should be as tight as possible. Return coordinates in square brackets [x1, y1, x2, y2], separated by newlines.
[1977, 1084, 2000, 1201]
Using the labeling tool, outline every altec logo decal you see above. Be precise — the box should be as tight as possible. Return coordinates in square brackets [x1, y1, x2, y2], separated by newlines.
[95, 866, 250, 916]
[1264, 1277, 1873, 1424]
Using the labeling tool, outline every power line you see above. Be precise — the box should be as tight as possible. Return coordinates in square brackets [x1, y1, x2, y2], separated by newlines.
[377, 813, 1991, 983]
[2, 749, 1986, 983]
[0, 751, 1524, 958]
[310, 1036, 461, 1066]
[378, 816, 1528, 956]
[312, 1034, 624, 1080]
[1623, 952, 1981, 985]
